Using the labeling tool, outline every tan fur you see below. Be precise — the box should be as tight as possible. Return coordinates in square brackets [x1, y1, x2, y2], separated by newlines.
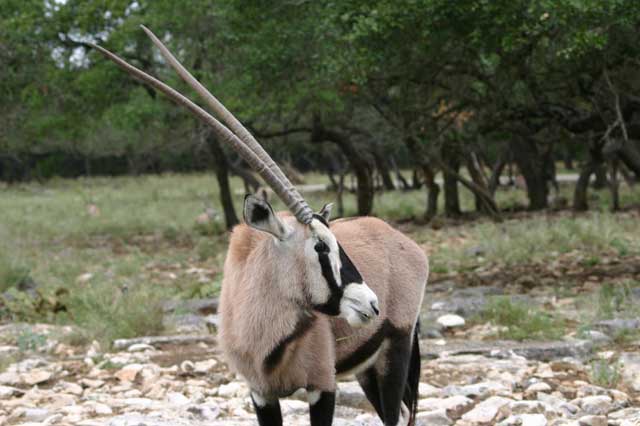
[220, 215, 428, 397]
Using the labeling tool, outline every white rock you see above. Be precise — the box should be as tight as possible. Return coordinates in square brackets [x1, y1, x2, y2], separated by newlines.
[127, 343, 155, 352]
[194, 359, 218, 374]
[167, 391, 190, 406]
[577, 415, 607, 426]
[0, 385, 23, 399]
[419, 382, 442, 398]
[416, 408, 452, 425]
[115, 363, 144, 382]
[336, 381, 368, 409]
[186, 403, 220, 421]
[437, 314, 466, 328]
[217, 381, 248, 398]
[462, 396, 512, 424]
[521, 413, 548, 426]
[508, 401, 545, 415]
[524, 382, 551, 398]
[418, 395, 474, 419]
[22, 408, 50, 422]
[578, 395, 612, 415]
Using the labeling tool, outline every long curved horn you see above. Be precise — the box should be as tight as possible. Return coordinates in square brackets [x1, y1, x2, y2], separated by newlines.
[140, 26, 313, 224]
[90, 42, 313, 224]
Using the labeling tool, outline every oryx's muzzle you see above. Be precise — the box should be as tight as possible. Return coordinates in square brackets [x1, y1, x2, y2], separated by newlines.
[339, 282, 379, 327]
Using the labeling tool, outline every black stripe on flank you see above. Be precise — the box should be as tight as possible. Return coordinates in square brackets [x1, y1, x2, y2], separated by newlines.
[264, 312, 316, 374]
[336, 320, 392, 374]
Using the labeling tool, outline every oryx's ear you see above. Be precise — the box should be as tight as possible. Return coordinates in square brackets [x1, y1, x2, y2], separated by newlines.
[243, 195, 291, 240]
[318, 203, 333, 222]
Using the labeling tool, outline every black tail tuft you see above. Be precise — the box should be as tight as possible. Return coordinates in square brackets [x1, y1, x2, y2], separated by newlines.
[403, 321, 421, 426]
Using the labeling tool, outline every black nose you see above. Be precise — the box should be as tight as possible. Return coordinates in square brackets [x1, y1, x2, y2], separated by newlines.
[370, 301, 379, 316]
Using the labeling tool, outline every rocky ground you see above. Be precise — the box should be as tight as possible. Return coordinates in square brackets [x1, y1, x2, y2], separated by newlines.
[0, 283, 639, 426]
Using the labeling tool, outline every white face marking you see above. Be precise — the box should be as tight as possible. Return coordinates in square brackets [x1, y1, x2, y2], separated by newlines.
[339, 282, 379, 327]
[307, 390, 322, 405]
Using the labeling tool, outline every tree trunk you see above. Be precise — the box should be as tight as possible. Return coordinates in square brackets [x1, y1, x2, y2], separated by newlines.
[512, 137, 548, 210]
[441, 144, 462, 217]
[573, 139, 604, 211]
[311, 122, 374, 216]
[372, 148, 395, 190]
[593, 165, 608, 189]
[422, 165, 440, 220]
[206, 134, 239, 230]
[608, 159, 620, 211]
[488, 151, 508, 195]
[466, 152, 491, 213]
[389, 157, 411, 190]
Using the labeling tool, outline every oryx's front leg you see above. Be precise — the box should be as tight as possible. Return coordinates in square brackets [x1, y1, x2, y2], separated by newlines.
[308, 390, 336, 426]
[251, 391, 282, 426]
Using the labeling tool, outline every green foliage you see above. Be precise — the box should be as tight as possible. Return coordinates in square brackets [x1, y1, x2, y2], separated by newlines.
[16, 329, 47, 352]
[478, 296, 565, 341]
[589, 359, 621, 388]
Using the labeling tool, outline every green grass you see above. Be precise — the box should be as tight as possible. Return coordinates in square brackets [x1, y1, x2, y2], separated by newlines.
[476, 296, 565, 341]
[589, 359, 621, 387]
[425, 212, 640, 273]
[1, 172, 639, 347]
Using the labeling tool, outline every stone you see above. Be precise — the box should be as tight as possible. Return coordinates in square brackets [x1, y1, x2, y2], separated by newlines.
[578, 395, 612, 415]
[581, 330, 611, 344]
[419, 382, 442, 398]
[127, 343, 155, 352]
[186, 403, 221, 421]
[416, 408, 452, 426]
[461, 396, 512, 424]
[508, 401, 545, 415]
[418, 395, 474, 419]
[437, 314, 466, 328]
[337, 381, 368, 409]
[85, 402, 113, 415]
[577, 415, 607, 426]
[593, 319, 640, 335]
[115, 363, 144, 382]
[217, 381, 248, 398]
[524, 382, 551, 399]
[167, 391, 190, 406]
[443, 381, 510, 399]
[520, 414, 548, 426]
[620, 352, 640, 392]
[22, 408, 50, 422]
[194, 359, 218, 374]
[0, 385, 23, 399]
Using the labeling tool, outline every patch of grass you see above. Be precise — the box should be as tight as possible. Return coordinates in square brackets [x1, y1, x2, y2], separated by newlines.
[589, 359, 621, 387]
[16, 329, 47, 352]
[429, 212, 639, 270]
[477, 296, 565, 341]
[596, 282, 637, 320]
[61, 283, 166, 349]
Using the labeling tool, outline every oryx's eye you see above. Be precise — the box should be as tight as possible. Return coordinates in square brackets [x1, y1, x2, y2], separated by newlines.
[314, 241, 329, 253]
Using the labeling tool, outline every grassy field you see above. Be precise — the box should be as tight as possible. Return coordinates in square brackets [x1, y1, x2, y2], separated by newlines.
[1, 172, 640, 347]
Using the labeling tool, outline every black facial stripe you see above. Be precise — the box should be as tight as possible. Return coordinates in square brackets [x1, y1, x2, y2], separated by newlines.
[338, 244, 363, 285]
[263, 312, 316, 374]
[313, 251, 342, 316]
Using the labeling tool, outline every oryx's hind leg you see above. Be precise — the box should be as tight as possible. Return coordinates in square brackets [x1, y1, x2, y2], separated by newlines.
[251, 392, 282, 426]
[377, 333, 413, 426]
